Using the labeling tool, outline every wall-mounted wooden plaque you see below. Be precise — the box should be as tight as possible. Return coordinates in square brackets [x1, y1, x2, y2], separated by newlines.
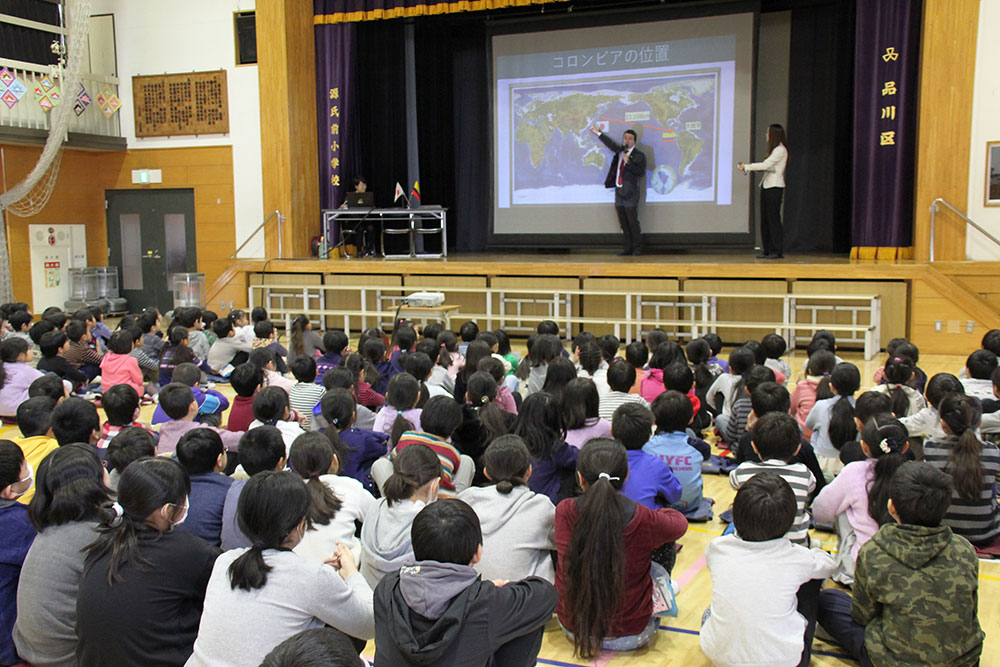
[132, 70, 229, 137]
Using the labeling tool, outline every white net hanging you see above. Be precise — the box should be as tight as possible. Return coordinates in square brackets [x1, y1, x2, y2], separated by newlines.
[0, 0, 91, 301]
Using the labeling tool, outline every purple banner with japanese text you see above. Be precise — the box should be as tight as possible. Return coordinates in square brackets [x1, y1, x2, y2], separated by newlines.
[315, 21, 359, 230]
[852, 0, 921, 251]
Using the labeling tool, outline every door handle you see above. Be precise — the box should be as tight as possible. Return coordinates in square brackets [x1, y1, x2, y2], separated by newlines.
[142, 250, 162, 260]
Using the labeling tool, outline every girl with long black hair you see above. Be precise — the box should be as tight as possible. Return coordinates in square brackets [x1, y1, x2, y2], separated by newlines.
[188, 470, 374, 667]
[806, 362, 861, 479]
[513, 392, 578, 504]
[77, 457, 218, 666]
[555, 439, 687, 657]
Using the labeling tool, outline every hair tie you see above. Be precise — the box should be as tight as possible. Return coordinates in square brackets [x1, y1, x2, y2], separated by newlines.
[878, 438, 892, 454]
[597, 472, 621, 482]
[331, 416, 340, 425]
[892, 357, 902, 362]
[822, 371, 830, 377]
[110, 501, 124, 526]
[440, 343, 446, 347]
[479, 395, 489, 405]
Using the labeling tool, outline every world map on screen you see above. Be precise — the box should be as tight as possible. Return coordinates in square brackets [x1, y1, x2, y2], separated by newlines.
[510, 73, 717, 203]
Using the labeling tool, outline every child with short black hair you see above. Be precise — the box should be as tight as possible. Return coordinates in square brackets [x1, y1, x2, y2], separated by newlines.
[458, 320, 479, 355]
[61, 320, 103, 382]
[97, 384, 154, 450]
[105, 426, 157, 490]
[175, 428, 234, 546]
[702, 332, 728, 373]
[761, 332, 790, 382]
[50, 397, 100, 448]
[315, 329, 349, 383]
[961, 348, 997, 400]
[288, 355, 325, 429]
[36, 330, 86, 390]
[663, 362, 710, 431]
[375, 497, 557, 667]
[252, 320, 289, 373]
[11, 397, 57, 504]
[248, 346, 295, 394]
[99, 330, 144, 395]
[615, 403, 682, 511]
[27, 375, 66, 403]
[719, 364, 776, 447]
[393, 395, 466, 496]
[624, 340, 649, 394]
[644, 390, 712, 518]
[706, 345, 755, 433]
[598, 360, 648, 421]
[227, 363, 262, 432]
[701, 473, 835, 667]
[730, 412, 816, 546]
[206, 317, 251, 374]
[0, 439, 35, 664]
[152, 362, 228, 426]
[156, 383, 243, 455]
[817, 461, 984, 666]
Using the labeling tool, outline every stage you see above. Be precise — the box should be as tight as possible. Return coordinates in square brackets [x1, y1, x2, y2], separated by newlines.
[209, 251, 1000, 356]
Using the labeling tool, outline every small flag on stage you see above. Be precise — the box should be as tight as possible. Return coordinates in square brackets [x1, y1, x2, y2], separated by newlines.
[393, 182, 406, 203]
[410, 181, 421, 205]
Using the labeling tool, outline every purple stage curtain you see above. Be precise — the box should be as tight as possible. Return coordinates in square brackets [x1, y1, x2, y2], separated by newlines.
[315, 20, 359, 227]
[851, 0, 920, 254]
[314, 0, 566, 24]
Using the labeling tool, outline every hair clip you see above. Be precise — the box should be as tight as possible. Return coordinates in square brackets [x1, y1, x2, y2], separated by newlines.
[597, 472, 621, 482]
[479, 395, 489, 405]
[879, 438, 892, 454]
[110, 501, 124, 526]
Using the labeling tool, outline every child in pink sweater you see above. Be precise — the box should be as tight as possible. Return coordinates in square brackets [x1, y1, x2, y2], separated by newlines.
[811, 415, 908, 585]
[100, 330, 144, 395]
[789, 350, 836, 438]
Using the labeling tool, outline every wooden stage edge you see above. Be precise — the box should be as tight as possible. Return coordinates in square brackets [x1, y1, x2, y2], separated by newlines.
[239, 251, 946, 281]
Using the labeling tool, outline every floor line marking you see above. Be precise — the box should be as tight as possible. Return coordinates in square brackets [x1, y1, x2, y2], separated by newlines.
[674, 554, 707, 592]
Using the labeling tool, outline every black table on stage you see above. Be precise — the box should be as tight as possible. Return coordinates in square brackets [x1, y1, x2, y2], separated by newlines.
[322, 207, 447, 259]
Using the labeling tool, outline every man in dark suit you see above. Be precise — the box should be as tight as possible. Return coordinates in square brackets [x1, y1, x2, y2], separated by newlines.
[591, 124, 647, 255]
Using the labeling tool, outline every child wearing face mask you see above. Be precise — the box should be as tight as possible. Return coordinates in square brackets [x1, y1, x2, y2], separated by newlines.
[0, 440, 36, 666]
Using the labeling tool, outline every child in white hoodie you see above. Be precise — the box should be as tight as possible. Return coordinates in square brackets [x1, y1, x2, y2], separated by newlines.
[359, 443, 441, 589]
[458, 435, 556, 583]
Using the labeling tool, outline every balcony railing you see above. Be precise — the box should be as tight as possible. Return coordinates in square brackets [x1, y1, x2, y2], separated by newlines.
[0, 57, 122, 138]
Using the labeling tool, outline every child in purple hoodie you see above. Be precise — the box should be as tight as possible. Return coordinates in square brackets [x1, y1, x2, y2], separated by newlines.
[151, 363, 229, 426]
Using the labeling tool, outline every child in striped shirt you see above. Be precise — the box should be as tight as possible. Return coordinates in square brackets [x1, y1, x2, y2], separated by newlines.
[288, 356, 325, 429]
[730, 412, 816, 546]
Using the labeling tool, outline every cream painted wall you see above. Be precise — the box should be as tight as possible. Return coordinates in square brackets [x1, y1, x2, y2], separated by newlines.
[89, 0, 265, 258]
[966, 0, 1000, 260]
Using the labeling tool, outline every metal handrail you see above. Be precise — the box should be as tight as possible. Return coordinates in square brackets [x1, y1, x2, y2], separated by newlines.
[231, 209, 284, 259]
[929, 197, 1000, 261]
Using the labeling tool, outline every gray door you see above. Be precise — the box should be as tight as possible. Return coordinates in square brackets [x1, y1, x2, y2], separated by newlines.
[106, 189, 196, 313]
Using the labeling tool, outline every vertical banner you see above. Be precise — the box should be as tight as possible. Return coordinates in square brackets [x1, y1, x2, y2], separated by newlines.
[851, 0, 921, 257]
[315, 20, 360, 239]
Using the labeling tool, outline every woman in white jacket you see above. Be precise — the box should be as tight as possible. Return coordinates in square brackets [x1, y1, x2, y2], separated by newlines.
[739, 123, 789, 259]
[458, 435, 556, 583]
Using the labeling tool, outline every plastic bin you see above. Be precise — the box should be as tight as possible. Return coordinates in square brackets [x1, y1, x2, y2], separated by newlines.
[173, 272, 206, 309]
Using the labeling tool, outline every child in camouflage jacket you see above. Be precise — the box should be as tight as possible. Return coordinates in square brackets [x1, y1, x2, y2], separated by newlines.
[817, 461, 984, 666]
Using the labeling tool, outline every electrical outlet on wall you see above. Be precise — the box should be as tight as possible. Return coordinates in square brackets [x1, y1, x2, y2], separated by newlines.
[934, 320, 942, 332]
[966, 321, 975, 333]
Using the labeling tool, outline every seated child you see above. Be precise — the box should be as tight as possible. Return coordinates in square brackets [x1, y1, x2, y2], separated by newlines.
[703, 332, 729, 373]
[249, 386, 306, 454]
[152, 362, 228, 426]
[314, 330, 349, 383]
[311, 367, 377, 432]
[49, 397, 100, 448]
[719, 365, 775, 447]
[869, 355, 926, 418]
[959, 349, 996, 400]
[189, 470, 373, 667]
[200, 310, 219, 347]
[625, 340, 649, 395]
[644, 390, 711, 517]
[290, 431, 376, 563]
[11, 397, 58, 504]
[805, 361, 861, 478]
[248, 347, 295, 394]
[407, 350, 448, 399]
[252, 320, 288, 374]
[175, 428, 234, 546]
[374, 498, 557, 666]
[96, 384, 154, 450]
[360, 443, 442, 588]
[701, 473, 835, 667]
[137, 309, 164, 359]
[206, 317, 251, 375]
[158, 326, 210, 386]
[105, 426, 157, 491]
[662, 363, 709, 432]
[173, 306, 211, 361]
[899, 372, 962, 441]
[220, 426, 287, 550]
[155, 384, 243, 455]
[733, 382, 827, 495]
[838, 391, 895, 465]
[319, 388, 387, 493]
[393, 395, 465, 496]
[562, 378, 612, 449]
[60, 319, 103, 381]
[226, 363, 262, 432]
[27, 375, 66, 403]
[813, 415, 908, 585]
[228, 308, 254, 345]
[706, 345, 755, 435]
[457, 435, 557, 583]
[373, 372, 423, 440]
[511, 392, 578, 505]
[36, 331, 86, 391]
[99, 330, 144, 395]
[639, 342, 685, 403]
[790, 349, 836, 437]
[555, 438, 687, 656]
[0, 338, 47, 418]
[761, 333, 791, 383]
[288, 356, 325, 429]
[615, 403, 682, 510]
[0, 440, 36, 666]
[817, 462, 985, 666]
[477, 356, 517, 413]
[599, 360, 649, 421]
[730, 412, 816, 546]
[341, 353, 384, 410]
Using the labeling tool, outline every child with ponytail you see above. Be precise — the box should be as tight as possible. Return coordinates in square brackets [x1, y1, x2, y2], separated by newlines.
[871, 355, 926, 417]
[372, 372, 422, 444]
[319, 388, 387, 493]
[924, 393, 1000, 546]
[806, 361, 861, 478]
[790, 349, 836, 436]
[360, 443, 441, 588]
[458, 435, 556, 583]
[250, 386, 306, 453]
[77, 457, 219, 666]
[289, 432, 376, 564]
[812, 415, 909, 584]
[189, 470, 374, 667]
[555, 438, 688, 656]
